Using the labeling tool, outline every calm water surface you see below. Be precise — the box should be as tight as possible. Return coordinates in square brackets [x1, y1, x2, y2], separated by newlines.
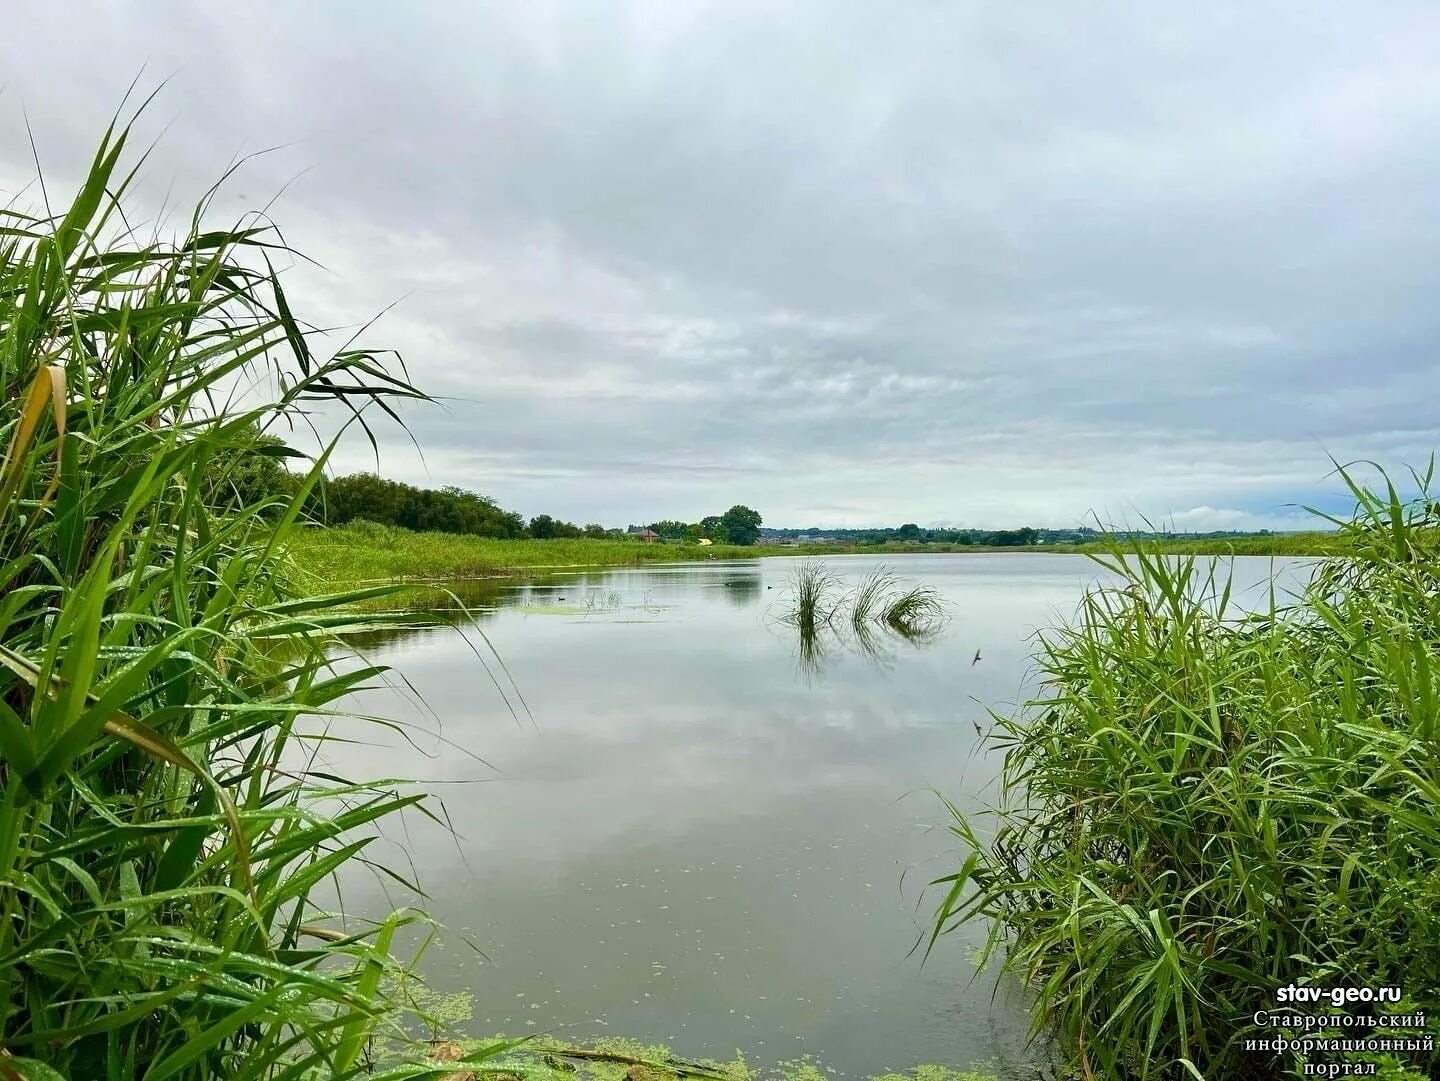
[332, 554, 1301, 1076]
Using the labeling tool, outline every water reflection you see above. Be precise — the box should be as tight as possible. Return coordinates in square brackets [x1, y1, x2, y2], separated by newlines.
[340, 565, 769, 651]
[770, 561, 951, 677]
[717, 572, 764, 607]
[325, 555, 1303, 1077]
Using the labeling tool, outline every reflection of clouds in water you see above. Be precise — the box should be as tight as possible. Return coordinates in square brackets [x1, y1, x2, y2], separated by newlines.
[324, 554, 1309, 1077]
[715, 569, 763, 607]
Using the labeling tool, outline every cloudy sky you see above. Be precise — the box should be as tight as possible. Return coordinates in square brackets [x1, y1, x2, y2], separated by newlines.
[3, 3, 1439, 530]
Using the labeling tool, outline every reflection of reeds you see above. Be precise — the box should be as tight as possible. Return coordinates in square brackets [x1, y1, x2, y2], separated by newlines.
[778, 562, 949, 665]
[781, 560, 844, 635]
[850, 567, 902, 631]
[882, 585, 947, 634]
[797, 616, 828, 673]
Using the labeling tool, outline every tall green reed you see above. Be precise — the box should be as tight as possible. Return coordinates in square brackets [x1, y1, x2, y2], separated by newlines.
[929, 462, 1440, 1080]
[0, 109, 501, 1080]
[780, 561, 844, 638]
[779, 562, 948, 668]
[880, 586, 945, 638]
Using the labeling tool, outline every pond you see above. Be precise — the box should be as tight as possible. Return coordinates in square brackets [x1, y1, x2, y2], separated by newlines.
[329, 553, 1302, 1077]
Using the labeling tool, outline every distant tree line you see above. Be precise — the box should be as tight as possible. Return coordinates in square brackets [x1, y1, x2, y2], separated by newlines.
[205, 444, 605, 539]
[760, 524, 1279, 545]
[318, 473, 531, 537]
[213, 440, 1267, 549]
[313, 474, 628, 540]
[206, 441, 767, 544]
[761, 523, 1050, 546]
[638, 505, 763, 546]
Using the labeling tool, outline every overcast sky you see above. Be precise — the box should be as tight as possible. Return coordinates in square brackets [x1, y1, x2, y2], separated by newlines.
[4, 2, 1439, 530]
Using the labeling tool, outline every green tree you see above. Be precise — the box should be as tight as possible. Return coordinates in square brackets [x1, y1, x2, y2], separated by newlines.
[897, 522, 922, 541]
[529, 513, 558, 539]
[316, 473, 527, 537]
[648, 519, 690, 541]
[325, 471, 408, 525]
[583, 522, 608, 538]
[202, 426, 301, 518]
[719, 504, 763, 546]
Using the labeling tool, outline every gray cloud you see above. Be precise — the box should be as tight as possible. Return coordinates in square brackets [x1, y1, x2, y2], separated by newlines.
[4, 1, 1439, 528]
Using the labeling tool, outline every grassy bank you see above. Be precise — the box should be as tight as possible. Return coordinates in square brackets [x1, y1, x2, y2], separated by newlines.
[291, 521, 857, 587]
[1067, 529, 1347, 556]
[295, 522, 1345, 591]
[929, 471, 1440, 1080]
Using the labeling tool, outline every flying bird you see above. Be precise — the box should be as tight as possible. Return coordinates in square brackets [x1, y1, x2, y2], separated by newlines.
[971, 648, 982, 666]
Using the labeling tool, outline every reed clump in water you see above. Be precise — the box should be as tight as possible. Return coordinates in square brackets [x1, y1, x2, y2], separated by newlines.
[779, 560, 845, 637]
[0, 108, 504, 1079]
[849, 566, 903, 629]
[779, 563, 949, 666]
[928, 461, 1440, 1081]
[880, 585, 946, 637]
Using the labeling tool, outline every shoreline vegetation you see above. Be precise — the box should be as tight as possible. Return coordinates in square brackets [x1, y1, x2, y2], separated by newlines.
[294, 520, 1347, 592]
[926, 466, 1440, 1079]
[0, 111, 1008, 1081]
[7, 109, 1428, 1081]
[412, 1036, 1002, 1081]
[0, 114, 479, 1079]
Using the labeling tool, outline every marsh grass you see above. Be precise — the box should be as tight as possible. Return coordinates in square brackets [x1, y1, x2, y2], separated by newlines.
[1068, 529, 1348, 557]
[295, 522, 860, 590]
[849, 567, 903, 630]
[778, 563, 950, 670]
[297, 523, 1352, 592]
[0, 107, 511, 1080]
[928, 462, 1440, 1080]
[881, 586, 946, 637]
[779, 560, 845, 637]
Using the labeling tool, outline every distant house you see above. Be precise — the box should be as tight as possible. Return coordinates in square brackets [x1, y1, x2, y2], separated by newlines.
[630, 527, 660, 543]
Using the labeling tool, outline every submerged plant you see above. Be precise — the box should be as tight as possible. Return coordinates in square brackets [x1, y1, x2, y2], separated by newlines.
[0, 107, 495, 1080]
[928, 461, 1440, 1080]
